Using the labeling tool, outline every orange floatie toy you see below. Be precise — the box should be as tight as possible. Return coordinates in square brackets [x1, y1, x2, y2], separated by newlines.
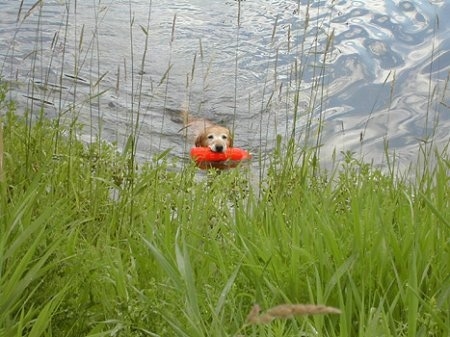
[190, 147, 252, 169]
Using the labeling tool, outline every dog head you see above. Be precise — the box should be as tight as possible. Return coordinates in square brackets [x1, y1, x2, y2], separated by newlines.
[195, 125, 233, 153]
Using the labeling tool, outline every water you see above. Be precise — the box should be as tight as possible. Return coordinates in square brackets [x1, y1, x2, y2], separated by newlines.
[1, 0, 449, 173]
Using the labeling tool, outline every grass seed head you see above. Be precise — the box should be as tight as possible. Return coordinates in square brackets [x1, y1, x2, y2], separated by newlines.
[245, 303, 341, 325]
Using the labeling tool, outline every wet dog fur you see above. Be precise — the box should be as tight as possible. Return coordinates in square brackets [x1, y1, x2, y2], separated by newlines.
[180, 111, 233, 153]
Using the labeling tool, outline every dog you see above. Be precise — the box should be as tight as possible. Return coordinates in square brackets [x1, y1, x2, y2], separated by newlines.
[180, 111, 233, 153]
[178, 109, 234, 169]
[192, 123, 233, 153]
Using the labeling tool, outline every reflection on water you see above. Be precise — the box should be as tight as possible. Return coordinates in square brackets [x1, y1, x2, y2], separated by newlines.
[0, 0, 449, 172]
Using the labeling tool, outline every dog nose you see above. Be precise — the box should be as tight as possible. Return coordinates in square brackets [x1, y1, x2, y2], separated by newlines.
[214, 145, 224, 152]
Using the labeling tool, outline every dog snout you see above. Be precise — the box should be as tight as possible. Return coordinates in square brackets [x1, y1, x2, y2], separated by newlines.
[213, 144, 224, 153]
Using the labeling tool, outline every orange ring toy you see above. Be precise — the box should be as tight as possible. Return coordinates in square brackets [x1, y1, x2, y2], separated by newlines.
[190, 147, 252, 169]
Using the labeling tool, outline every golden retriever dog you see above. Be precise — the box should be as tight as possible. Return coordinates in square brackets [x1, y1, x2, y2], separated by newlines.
[193, 124, 233, 153]
[177, 108, 239, 169]
[181, 111, 233, 153]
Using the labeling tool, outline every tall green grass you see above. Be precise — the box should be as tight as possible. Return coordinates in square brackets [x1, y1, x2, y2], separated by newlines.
[1, 1, 449, 336]
[1, 84, 449, 336]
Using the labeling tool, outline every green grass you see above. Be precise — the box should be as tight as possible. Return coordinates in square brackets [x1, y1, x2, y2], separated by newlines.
[0, 84, 449, 336]
[1, 2, 449, 336]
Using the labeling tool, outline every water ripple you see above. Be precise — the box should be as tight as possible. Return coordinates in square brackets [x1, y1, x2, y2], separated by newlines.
[0, 0, 449, 171]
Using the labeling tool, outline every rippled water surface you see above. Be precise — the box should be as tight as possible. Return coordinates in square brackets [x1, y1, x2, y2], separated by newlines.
[1, 0, 449, 171]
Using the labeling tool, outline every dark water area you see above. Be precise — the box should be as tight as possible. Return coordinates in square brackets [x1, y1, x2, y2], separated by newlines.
[1, 0, 449, 173]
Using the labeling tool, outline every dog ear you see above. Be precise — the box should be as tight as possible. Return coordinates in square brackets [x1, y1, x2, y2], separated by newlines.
[195, 133, 205, 147]
[228, 133, 233, 148]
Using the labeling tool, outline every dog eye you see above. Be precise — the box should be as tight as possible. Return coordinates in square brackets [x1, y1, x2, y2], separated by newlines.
[207, 134, 214, 139]
[221, 135, 228, 140]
